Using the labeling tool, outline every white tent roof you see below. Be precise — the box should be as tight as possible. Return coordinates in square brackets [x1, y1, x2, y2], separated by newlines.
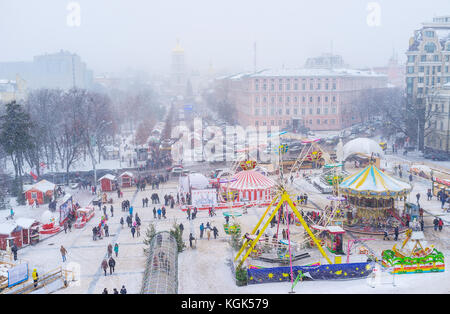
[342, 138, 383, 160]
[188, 173, 210, 190]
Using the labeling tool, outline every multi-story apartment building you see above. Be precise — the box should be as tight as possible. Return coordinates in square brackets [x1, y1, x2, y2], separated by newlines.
[425, 82, 450, 154]
[0, 50, 93, 90]
[0, 75, 27, 104]
[217, 68, 387, 131]
[405, 16, 450, 148]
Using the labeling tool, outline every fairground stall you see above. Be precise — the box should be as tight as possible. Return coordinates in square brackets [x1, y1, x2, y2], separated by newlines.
[98, 174, 116, 192]
[0, 218, 39, 250]
[119, 171, 134, 188]
[339, 163, 411, 235]
[221, 170, 275, 203]
[23, 179, 56, 206]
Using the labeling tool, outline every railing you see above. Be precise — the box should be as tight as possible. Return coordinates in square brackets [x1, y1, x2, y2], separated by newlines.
[1, 266, 74, 294]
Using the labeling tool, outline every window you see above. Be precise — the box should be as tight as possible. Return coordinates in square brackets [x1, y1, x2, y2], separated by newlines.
[302, 96, 306, 102]
[279, 97, 283, 103]
[421, 55, 427, 62]
[278, 120, 282, 126]
[255, 96, 259, 103]
[294, 96, 298, 103]
[324, 107, 329, 114]
[271, 97, 275, 104]
[301, 108, 305, 115]
[255, 84, 259, 91]
[271, 120, 274, 126]
[286, 108, 290, 115]
[325, 83, 329, 90]
[309, 96, 313, 103]
[446, 55, 450, 61]
[309, 108, 313, 114]
[278, 109, 282, 115]
[419, 66, 424, 72]
[310, 83, 313, 90]
[263, 96, 267, 103]
[287, 96, 290, 103]
[294, 108, 298, 115]
[317, 119, 321, 125]
[317, 96, 321, 103]
[262, 107, 267, 115]
[424, 42, 436, 53]
[317, 108, 320, 114]
[255, 108, 259, 116]
[302, 83, 306, 90]
[317, 83, 321, 90]
[263, 84, 267, 90]
[407, 66, 414, 74]
[325, 96, 329, 102]
[418, 77, 424, 83]
[294, 83, 298, 90]
[332, 96, 336, 102]
[332, 83, 336, 90]
[408, 55, 416, 62]
[438, 66, 442, 72]
[332, 107, 336, 114]
[434, 55, 440, 62]
[331, 119, 335, 125]
[424, 30, 435, 38]
[324, 119, 328, 124]
[271, 84, 275, 90]
[255, 121, 259, 127]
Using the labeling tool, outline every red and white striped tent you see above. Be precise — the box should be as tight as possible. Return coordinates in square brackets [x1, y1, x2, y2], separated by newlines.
[222, 170, 275, 202]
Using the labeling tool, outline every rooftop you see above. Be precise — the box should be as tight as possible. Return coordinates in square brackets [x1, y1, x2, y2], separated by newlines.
[234, 68, 386, 79]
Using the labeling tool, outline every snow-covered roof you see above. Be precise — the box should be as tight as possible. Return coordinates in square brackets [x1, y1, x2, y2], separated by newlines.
[24, 179, 56, 193]
[246, 68, 387, 78]
[98, 174, 116, 181]
[15, 217, 37, 229]
[0, 222, 17, 235]
[119, 171, 134, 178]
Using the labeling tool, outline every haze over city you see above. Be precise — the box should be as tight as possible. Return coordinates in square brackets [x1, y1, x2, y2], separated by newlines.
[1, 0, 449, 74]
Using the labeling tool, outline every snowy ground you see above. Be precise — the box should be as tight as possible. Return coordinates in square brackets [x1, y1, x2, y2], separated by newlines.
[2, 155, 450, 294]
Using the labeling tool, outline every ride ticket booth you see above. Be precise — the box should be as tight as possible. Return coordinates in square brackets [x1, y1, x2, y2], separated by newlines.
[311, 225, 345, 255]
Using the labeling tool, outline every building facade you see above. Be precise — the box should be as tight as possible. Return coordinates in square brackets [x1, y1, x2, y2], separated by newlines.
[0, 50, 93, 90]
[424, 82, 450, 154]
[405, 16, 450, 148]
[218, 68, 387, 131]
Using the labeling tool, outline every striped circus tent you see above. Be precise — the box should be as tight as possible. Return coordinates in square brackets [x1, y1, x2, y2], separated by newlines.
[222, 170, 275, 202]
[339, 164, 411, 198]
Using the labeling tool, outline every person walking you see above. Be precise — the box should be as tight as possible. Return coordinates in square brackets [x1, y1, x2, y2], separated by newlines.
[416, 192, 421, 205]
[157, 208, 162, 219]
[102, 288, 108, 294]
[32, 268, 39, 287]
[438, 218, 444, 232]
[120, 285, 127, 294]
[60, 245, 68, 262]
[113, 288, 119, 294]
[11, 243, 18, 261]
[394, 225, 399, 241]
[92, 226, 98, 241]
[114, 243, 119, 257]
[107, 244, 113, 258]
[153, 207, 157, 219]
[104, 224, 109, 237]
[131, 225, 136, 238]
[189, 233, 195, 248]
[120, 217, 124, 228]
[162, 207, 166, 219]
[126, 215, 132, 228]
[63, 222, 68, 234]
[110, 205, 114, 217]
[101, 259, 108, 276]
[108, 257, 116, 275]
[433, 217, 439, 231]
[129, 206, 133, 217]
[427, 189, 433, 201]
[136, 224, 141, 237]
[212, 226, 219, 239]
[200, 223, 205, 239]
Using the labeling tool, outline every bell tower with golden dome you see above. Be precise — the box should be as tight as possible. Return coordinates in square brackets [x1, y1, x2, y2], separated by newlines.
[170, 38, 187, 97]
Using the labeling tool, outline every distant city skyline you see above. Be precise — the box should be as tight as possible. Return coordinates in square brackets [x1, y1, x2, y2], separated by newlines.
[0, 0, 449, 75]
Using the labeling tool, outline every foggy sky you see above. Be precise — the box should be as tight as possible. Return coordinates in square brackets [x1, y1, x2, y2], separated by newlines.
[0, 0, 449, 75]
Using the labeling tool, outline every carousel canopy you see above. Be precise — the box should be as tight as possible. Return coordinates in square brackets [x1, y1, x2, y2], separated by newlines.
[339, 164, 411, 197]
[227, 170, 275, 191]
[342, 138, 383, 160]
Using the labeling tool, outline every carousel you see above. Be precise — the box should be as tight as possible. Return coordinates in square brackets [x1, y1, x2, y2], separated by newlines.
[338, 163, 411, 235]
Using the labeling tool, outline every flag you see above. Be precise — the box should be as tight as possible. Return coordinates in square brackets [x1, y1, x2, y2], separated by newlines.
[30, 171, 38, 181]
[40, 162, 47, 169]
